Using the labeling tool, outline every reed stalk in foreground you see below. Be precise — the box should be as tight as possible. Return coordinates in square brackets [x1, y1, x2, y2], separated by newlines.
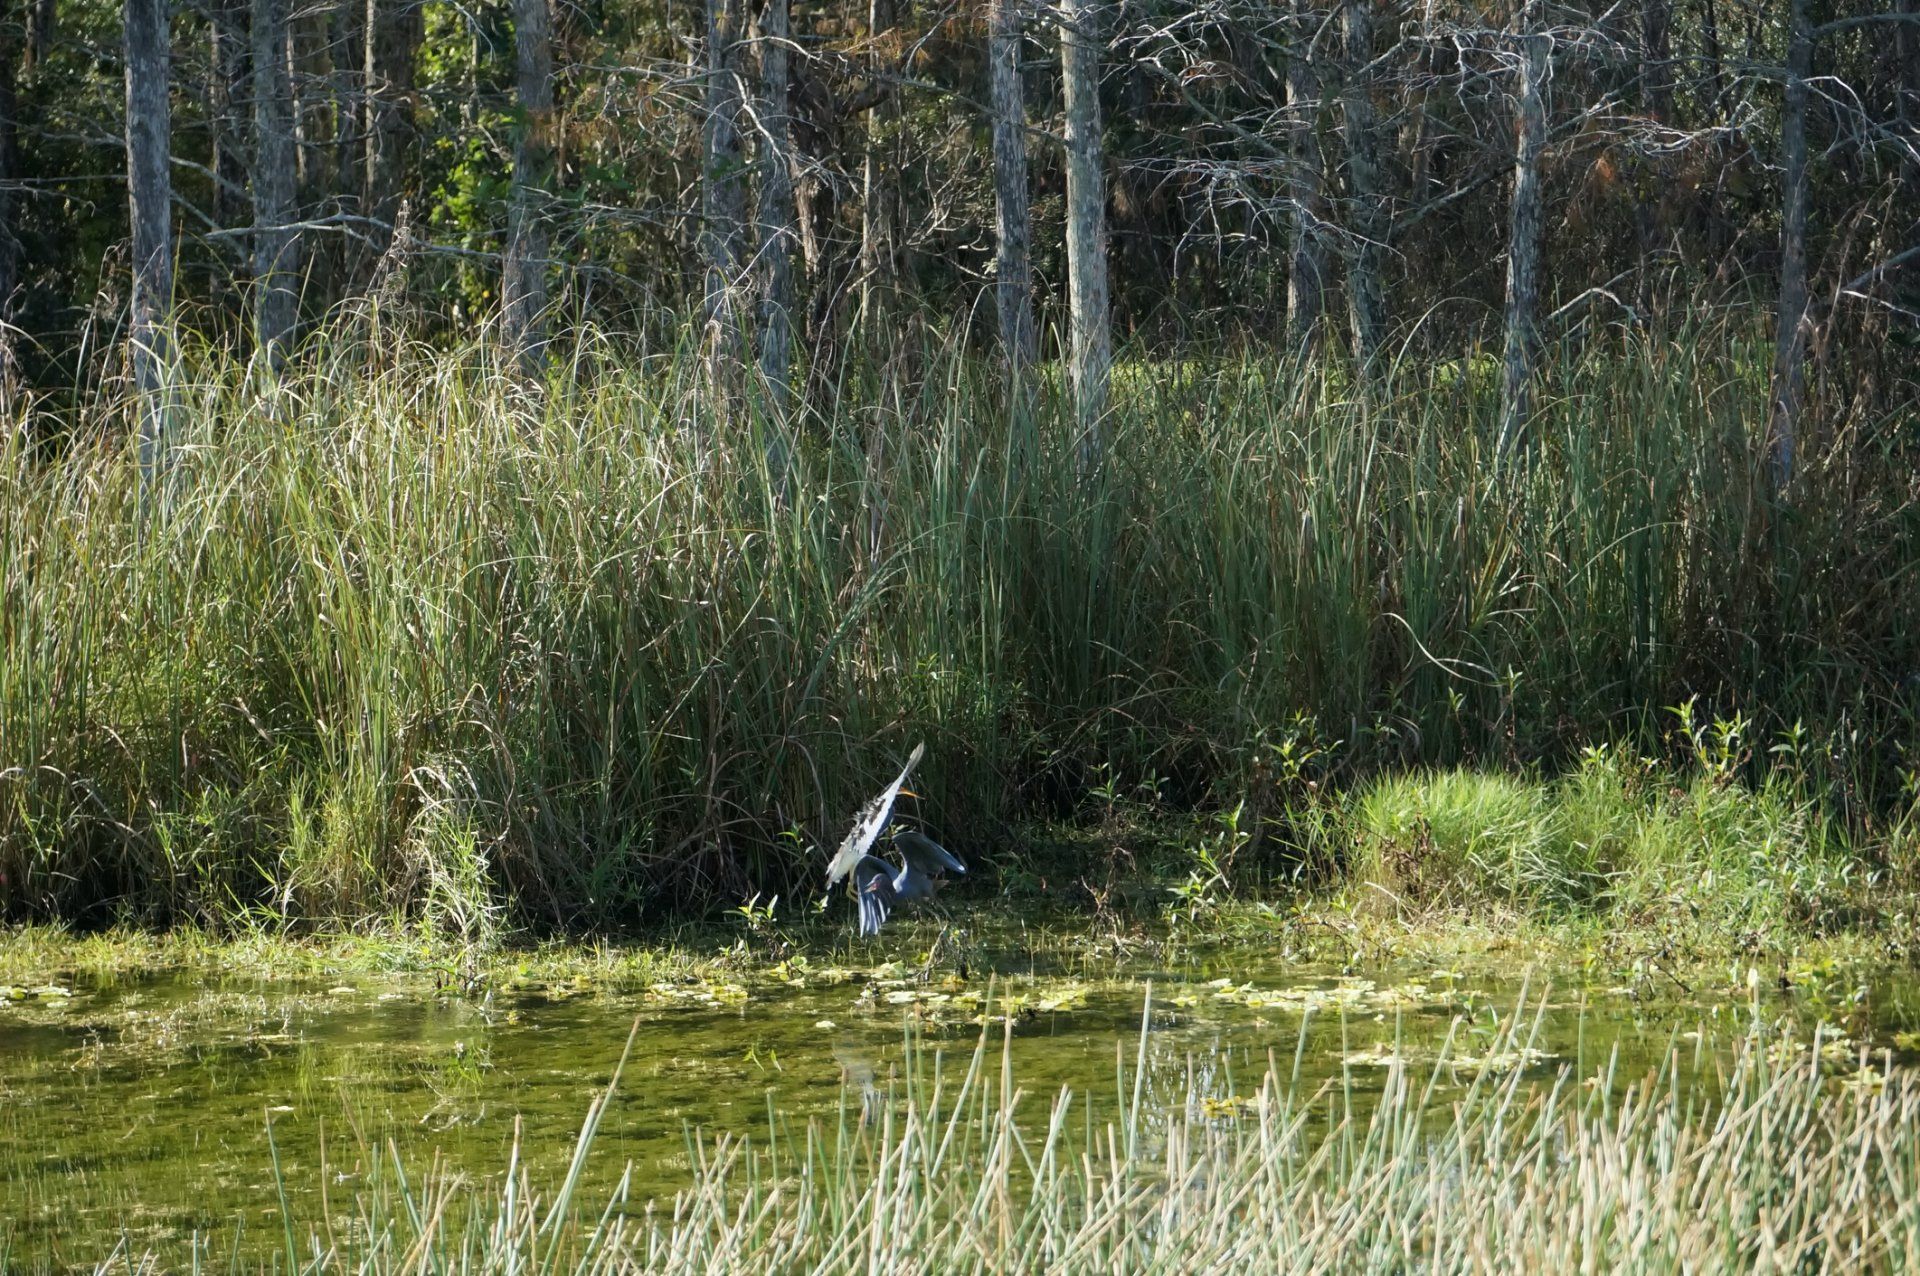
[105, 995, 1920, 1275]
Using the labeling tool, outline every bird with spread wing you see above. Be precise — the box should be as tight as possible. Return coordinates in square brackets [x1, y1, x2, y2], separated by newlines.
[825, 742, 965, 935]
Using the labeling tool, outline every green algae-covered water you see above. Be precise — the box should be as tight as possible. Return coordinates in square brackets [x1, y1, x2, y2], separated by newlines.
[3, 937, 1916, 1270]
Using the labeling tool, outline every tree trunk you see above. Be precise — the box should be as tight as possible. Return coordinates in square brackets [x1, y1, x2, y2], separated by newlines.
[756, 0, 795, 408]
[252, 0, 299, 365]
[1767, 0, 1811, 492]
[857, 0, 895, 331]
[332, 0, 364, 229]
[989, 0, 1036, 378]
[208, 0, 250, 236]
[1640, 0, 1673, 125]
[1698, 0, 1726, 121]
[25, 0, 50, 69]
[1496, 23, 1548, 460]
[790, 45, 854, 404]
[1899, 0, 1918, 214]
[1340, 0, 1384, 370]
[702, 0, 747, 381]
[364, 0, 420, 248]
[1061, 0, 1109, 471]
[0, 0, 20, 328]
[125, 0, 172, 474]
[502, 0, 553, 371]
[289, 5, 320, 195]
[1286, 0, 1328, 352]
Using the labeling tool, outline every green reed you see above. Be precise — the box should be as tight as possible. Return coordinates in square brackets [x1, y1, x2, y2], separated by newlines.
[2, 315, 1914, 925]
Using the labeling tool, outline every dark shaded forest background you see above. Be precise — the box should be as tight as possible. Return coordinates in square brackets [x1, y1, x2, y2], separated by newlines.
[4, 0, 1915, 404]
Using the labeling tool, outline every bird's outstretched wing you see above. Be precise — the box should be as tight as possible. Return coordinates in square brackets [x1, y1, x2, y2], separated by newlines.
[826, 742, 926, 885]
[851, 855, 897, 935]
[893, 829, 964, 878]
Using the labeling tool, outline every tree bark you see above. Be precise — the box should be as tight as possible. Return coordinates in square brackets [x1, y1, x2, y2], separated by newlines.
[364, 0, 420, 247]
[208, 0, 250, 234]
[755, 0, 795, 408]
[1496, 23, 1548, 460]
[332, 0, 364, 227]
[289, 4, 321, 195]
[25, 0, 49, 69]
[1340, 0, 1384, 370]
[789, 38, 854, 402]
[252, 0, 299, 366]
[857, 0, 895, 331]
[1898, 0, 1918, 215]
[1286, 0, 1329, 352]
[1767, 0, 1811, 492]
[125, 0, 172, 474]
[702, 0, 747, 380]
[1640, 0, 1673, 125]
[502, 0, 553, 371]
[0, 0, 20, 337]
[1061, 0, 1109, 471]
[1698, 0, 1726, 122]
[989, 0, 1036, 378]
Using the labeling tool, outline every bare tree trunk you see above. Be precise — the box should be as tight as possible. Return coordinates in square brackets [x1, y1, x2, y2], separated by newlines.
[0, 0, 18, 408]
[789, 29, 852, 403]
[756, 0, 795, 408]
[1340, 0, 1384, 370]
[1061, 0, 1109, 471]
[125, 0, 172, 474]
[333, 0, 363, 211]
[289, 6, 320, 195]
[989, 0, 1036, 378]
[1640, 0, 1673, 125]
[702, 0, 747, 382]
[857, 0, 895, 332]
[1767, 0, 1811, 491]
[1898, 0, 1918, 223]
[1496, 21, 1548, 460]
[208, 0, 250, 233]
[364, 0, 419, 248]
[252, 0, 299, 366]
[1634, 0, 1672, 302]
[25, 0, 49, 68]
[1286, 0, 1328, 352]
[0, 0, 19, 328]
[502, 0, 552, 371]
[1698, 0, 1726, 121]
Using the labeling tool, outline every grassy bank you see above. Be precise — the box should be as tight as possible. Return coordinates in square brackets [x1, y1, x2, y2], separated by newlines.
[92, 998, 1920, 1274]
[5, 746, 1915, 990]
[4, 319, 1917, 928]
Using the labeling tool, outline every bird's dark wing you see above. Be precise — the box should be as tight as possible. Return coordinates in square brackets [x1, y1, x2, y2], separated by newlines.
[825, 742, 926, 885]
[852, 855, 897, 935]
[892, 829, 964, 877]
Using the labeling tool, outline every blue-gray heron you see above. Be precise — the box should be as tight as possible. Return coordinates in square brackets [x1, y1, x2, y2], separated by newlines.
[825, 743, 966, 934]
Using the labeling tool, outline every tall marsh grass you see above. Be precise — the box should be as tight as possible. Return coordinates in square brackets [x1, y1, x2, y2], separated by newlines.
[3, 320, 1916, 924]
[102, 999, 1920, 1274]
[1347, 745, 1862, 939]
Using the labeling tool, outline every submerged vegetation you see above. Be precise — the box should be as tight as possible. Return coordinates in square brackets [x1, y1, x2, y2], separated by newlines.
[3, 320, 1917, 934]
[69, 994, 1920, 1274]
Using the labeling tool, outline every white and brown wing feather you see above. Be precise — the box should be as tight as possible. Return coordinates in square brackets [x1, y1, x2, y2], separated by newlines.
[825, 742, 925, 886]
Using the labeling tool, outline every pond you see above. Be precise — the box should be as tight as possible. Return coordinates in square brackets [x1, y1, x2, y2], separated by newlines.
[2, 931, 1915, 1270]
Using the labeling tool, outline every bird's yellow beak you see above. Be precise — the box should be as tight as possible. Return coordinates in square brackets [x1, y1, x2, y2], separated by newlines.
[897, 789, 919, 800]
